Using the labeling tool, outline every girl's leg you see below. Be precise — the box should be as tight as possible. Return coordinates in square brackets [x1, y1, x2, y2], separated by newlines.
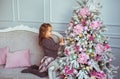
[28, 65, 39, 70]
[30, 69, 48, 77]
[39, 56, 54, 72]
[21, 68, 48, 77]
[21, 68, 33, 73]
[21, 65, 39, 73]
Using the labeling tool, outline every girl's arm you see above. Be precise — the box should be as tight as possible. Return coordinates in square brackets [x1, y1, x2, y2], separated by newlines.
[42, 39, 60, 51]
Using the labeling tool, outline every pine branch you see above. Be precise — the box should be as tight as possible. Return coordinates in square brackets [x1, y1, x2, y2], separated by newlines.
[76, 1, 82, 7]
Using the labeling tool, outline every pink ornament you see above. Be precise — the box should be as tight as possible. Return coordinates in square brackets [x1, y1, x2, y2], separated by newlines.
[79, 47, 83, 52]
[64, 49, 69, 56]
[73, 69, 78, 74]
[79, 7, 90, 17]
[109, 58, 112, 62]
[88, 61, 92, 65]
[103, 43, 110, 51]
[95, 44, 104, 55]
[76, 9, 80, 13]
[90, 71, 106, 79]
[69, 33, 74, 37]
[94, 55, 102, 61]
[58, 74, 65, 79]
[77, 53, 89, 64]
[73, 24, 84, 34]
[81, 19, 86, 26]
[88, 35, 94, 41]
[84, 26, 88, 31]
[69, 22, 73, 27]
[74, 45, 79, 52]
[64, 65, 74, 75]
[90, 21, 102, 30]
[107, 58, 112, 62]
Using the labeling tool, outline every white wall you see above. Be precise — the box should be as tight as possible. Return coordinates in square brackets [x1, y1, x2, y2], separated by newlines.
[0, 0, 120, 78]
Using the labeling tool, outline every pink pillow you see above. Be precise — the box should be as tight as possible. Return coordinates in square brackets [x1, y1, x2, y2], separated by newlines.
[0, 47, 9, 65]
[5, 49, 31, 68]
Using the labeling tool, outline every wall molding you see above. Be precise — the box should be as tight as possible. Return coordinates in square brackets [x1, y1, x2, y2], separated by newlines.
[0, 0, 15, 22]
[49, 0, 70, 24]
[43, 0, 45, 22]
[12, 0, 15, 21]
[104, 34, 120, 39]
[49, 0, 53, 23]
[105, 24, 120, 27]
[16, 0, 44, 22]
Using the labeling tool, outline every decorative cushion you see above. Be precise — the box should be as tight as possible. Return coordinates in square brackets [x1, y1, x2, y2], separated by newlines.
[0, 47, 9, 65]
[5, 49, 31, 68]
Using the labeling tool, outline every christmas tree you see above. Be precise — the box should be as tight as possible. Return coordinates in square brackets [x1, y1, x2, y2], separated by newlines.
[56, 0, 118, 79]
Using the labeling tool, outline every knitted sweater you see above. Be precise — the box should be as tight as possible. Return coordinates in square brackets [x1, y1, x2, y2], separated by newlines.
[42, 37, 60, 58]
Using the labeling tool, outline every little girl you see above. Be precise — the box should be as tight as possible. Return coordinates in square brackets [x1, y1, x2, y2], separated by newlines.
[21, 23, 64, 77]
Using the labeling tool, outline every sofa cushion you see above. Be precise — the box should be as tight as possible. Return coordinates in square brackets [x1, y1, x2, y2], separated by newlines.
[5, 49, 31, 68]
[0, 47, 9, 65]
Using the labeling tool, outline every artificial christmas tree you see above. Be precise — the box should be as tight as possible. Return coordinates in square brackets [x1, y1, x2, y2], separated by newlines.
[56, 0, 118, 79]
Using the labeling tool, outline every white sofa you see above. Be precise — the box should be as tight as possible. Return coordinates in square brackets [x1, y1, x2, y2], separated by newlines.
[0, 25, 63, 79]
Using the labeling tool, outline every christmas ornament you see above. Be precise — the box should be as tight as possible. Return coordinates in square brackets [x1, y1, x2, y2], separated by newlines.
[79, 33, 83, 37]
[84, 26, 88, 31]
[73, 24, 84, 34]
[64, 65, 74, 75]
[72, 54, 77, 60]
[64, 76, 67, 79]
[88, 35, 94, 41]
[78, 7, 90, 18]
[90, 53, 95, 58]
[89, 48, 93, 53]
[75, 21, 78, 24]
[91, 76, 95, 79]
[95, 43, 104, 55]
[73, 69, 78, 74]
[81, 19, 86, 26]
[97, 34, 101, 39]
[94, 55, 102, 61]
[96, 17, 101, 21]
[103, 43, 110, 51]
[90, 21, 102, 30]
[86, 66, 90, 71]
[69, 22, 73, 27]
[90, 71, 106, 79]
[59, 59, 63, 63]
[77, 53, 89, 64]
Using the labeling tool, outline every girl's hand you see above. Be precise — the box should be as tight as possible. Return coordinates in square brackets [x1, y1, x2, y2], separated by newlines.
[59, 38, 64, 46]
[60, 38, 64, 43]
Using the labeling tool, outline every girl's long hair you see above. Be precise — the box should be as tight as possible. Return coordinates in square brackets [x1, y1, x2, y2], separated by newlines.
[39, 23, 52, 45]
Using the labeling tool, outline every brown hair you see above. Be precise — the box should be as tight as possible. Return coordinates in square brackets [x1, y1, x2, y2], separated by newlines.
[39, 23, 52, 45]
